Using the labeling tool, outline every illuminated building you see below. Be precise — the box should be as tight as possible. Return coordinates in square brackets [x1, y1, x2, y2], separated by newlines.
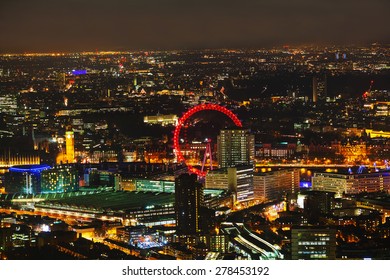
[144, 114, 178, 126]
[312, 76, 318, 102]
[0, 153, 40, 168]
[365, 129, 390, 138]
[231, 165, 254, 203]
[90, 150, 118, 163]
[312, 171, 390, 198]
[331, 141, 367, 163]
[56, 129, 75, 164]
[205, 165, 254, 203]
[255, 143, 297, 159]
[291, 226, 336, 260]
[175, 173, 204, 235]
[34, 191, 175, 226]
[356, 195, 390, 224]
[41, 165, 79, 193]
[135, 179, 175, 193]
[11, 224, 33, 248]
[375, 103, 389, 117]
[253, 169, 300, 202]
[312, 74, 327, 102]
[217, 129, 255, 168]
[0, 92, 18, 115]
[116, 225, 164, 249]
[4, 164, 51, 194]
[65, 130, 75, 162]
[209, 234, 229, 253]
[205, 168, 229, 190]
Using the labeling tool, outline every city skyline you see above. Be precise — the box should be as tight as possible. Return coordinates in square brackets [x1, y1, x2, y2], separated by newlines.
[1, 1, 390, 262]
[1, 0, 389, 53]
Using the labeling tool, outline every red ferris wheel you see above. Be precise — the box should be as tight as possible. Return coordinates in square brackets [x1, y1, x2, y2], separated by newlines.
[173, 103, 242, 177]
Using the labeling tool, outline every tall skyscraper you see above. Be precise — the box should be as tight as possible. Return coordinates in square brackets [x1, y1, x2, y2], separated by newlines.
[312, 74, 327, 102]
[312, 76, 318, 103]
[175, 173, 204, 235]
[217, 128, 255, 168]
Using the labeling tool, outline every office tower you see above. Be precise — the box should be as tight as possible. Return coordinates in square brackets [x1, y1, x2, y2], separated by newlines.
[253, 169, 300, 203]
[312, 77, 318, 103]
[291, 226, 336, 260]
[175, 173, 204, 235]
[205, 165, 254, 203]
[312, 74, 327, 102]
[217, 128, 254, 168]
[41, 165, 79, 193]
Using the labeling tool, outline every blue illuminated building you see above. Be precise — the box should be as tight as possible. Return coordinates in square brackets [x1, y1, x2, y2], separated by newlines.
[5, 165, 51, 194]
[71, 69, 87, 75]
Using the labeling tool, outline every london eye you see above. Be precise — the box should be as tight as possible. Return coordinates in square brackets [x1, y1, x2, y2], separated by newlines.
[173, 103, 242, 177]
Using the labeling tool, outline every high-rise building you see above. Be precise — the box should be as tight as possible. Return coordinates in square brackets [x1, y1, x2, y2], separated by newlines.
[175, 173, 204, 235]
[205, 165, 254, 203]
[253, 169, 300, 203]
[312, 76, 318, 103]
[291, 226, 336, 260]
[312, 74, 327, 102]
[217, 128, 254, 168]
[41, 165, 79, 193]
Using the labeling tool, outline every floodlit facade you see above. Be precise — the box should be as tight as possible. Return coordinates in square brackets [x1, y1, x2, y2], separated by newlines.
[253, 169, 300, 202]
[205, 165, 254, 203]
[312, 171, 390, 197]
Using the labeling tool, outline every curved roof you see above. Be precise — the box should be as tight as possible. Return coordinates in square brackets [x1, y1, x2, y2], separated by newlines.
[9, 164, 51, 173]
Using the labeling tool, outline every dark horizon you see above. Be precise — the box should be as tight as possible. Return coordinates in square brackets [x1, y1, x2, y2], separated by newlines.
[1, 0, 389, 53]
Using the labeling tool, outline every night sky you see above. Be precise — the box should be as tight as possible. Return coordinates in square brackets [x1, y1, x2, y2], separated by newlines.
[0, 0, 389, 53]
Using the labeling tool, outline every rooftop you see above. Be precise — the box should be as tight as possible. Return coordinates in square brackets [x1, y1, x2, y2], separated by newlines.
[35, 190, 175, 213]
